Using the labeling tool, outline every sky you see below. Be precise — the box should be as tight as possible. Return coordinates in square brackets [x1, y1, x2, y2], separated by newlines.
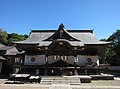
[0, 0, 120, 40]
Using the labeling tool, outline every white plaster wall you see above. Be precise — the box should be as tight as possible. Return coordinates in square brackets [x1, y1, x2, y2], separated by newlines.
[24, 55, 46, 65]
[76, 55, 99, 66]
[24, 55, 99, 66]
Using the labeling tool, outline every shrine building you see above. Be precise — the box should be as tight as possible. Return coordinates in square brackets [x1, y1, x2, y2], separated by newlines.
[12, 24, 111, 76]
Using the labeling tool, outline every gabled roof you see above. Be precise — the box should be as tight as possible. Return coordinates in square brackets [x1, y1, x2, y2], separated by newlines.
[44, 24, 80, 41]
[13, 24, 111, 47]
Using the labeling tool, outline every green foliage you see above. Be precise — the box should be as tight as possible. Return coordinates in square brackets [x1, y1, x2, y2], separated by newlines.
[0, 28, 28, 45]
[7, 33, 28, 45]
[99, 46, 116, 64]
[0, 29, 8, 45]
[109, 30, 120, 57]
[101, 30, 120, 65]
[108, 30, 120, 42]
[99, 38, 107, 41]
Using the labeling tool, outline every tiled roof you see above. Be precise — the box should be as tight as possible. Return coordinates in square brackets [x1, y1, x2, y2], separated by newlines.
[69, 32, 111, 45]
[0, 46, 15, 50]
[0, 43, 5, 48]
[14, 24, 111, 46]
[14, 30, 110, 46]
[0, 56, 6, 60]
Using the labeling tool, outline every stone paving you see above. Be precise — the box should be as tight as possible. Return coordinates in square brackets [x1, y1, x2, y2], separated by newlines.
[49, 84, 72, 89]
[0, 77, 120, 89]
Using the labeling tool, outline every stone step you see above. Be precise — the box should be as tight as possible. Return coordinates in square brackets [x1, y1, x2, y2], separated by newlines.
[40, 82, 52, 85]
[40, 76, 81, 85]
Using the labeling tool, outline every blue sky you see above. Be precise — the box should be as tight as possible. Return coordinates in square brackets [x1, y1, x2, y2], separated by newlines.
[0, 0, 120, 39]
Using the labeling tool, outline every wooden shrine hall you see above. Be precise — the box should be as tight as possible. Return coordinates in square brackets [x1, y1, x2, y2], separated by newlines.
[11, 24, 111, 76]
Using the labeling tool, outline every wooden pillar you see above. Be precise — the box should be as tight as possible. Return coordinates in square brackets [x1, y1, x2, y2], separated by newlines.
[44, 56, 48, 76]
[0, 62, 2, 74]
[74, 56, 78, 75]
[85, 69, 87, 74]
[22, 55, 25, 65]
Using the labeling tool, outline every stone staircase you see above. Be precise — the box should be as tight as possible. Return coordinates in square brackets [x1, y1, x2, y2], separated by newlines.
[40, 76, 81, 85]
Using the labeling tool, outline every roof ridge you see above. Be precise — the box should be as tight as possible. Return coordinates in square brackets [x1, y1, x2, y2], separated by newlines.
[31, 30, 93, 33]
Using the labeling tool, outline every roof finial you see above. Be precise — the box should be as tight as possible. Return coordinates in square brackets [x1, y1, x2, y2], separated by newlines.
[59, 23, 64, 28]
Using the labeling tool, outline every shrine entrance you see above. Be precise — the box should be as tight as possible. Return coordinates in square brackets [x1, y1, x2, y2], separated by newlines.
[47, 68, 74, 76]
[44, 39, 79, 76]
[47, 59, 75, 76]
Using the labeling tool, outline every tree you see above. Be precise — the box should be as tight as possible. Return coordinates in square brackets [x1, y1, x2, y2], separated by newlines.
[99, 46, 116, 64]
[107, 30, 120, 65]
[0, 28, 28, 45]
[98, 38, 116, 65]
[7, 33, 28, 45]
[100, 38, 107, 41]
[0, 28, 8, 45]
[99, 30, 120, 65]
